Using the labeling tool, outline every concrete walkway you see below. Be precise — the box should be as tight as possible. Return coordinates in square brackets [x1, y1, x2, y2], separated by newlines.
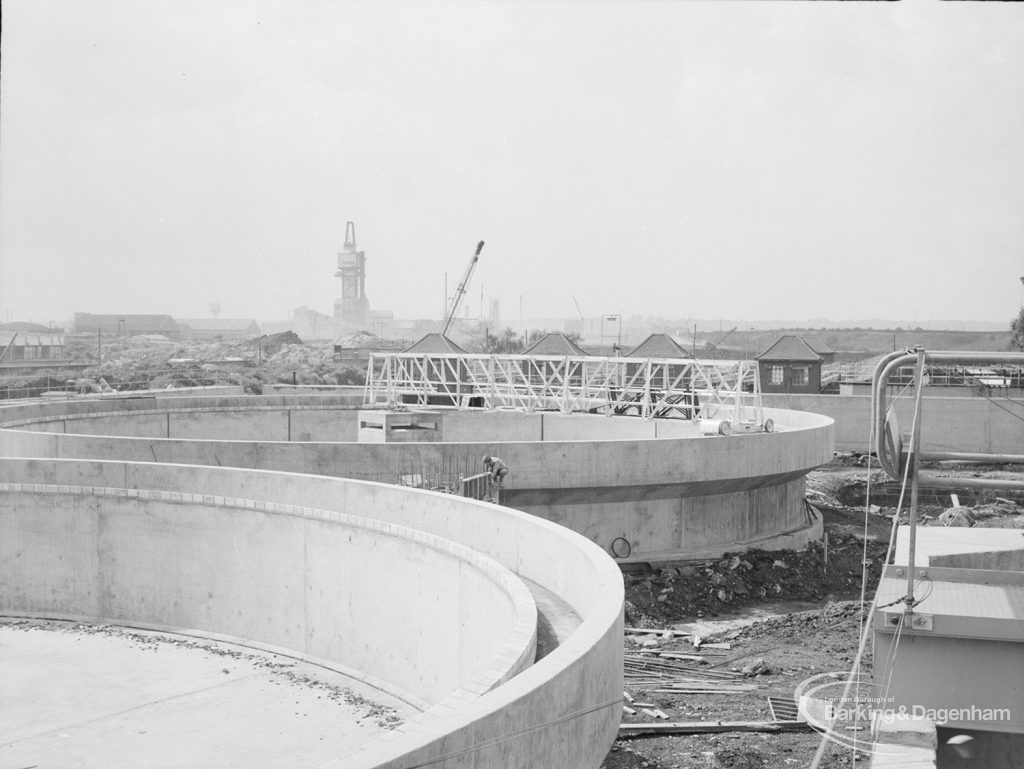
[0, 621, 414, 769]
[519, 577, 583, 661]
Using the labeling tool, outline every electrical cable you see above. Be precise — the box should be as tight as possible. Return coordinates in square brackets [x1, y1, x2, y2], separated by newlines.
[880, 612, 906, 706]
[809, 366, 924, 769]
[852, 370, 879, 759]
[976, 391, 1024, 424]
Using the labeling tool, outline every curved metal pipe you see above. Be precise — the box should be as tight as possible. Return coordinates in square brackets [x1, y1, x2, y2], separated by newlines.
[872, 349, 917, 478]
[873, 349, 1024, 487]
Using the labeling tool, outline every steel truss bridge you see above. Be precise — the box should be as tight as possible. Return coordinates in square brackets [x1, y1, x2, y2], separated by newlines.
[365, 352, 766, 424]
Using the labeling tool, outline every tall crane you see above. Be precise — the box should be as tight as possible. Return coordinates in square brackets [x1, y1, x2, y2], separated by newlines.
[708, 326, 738, 350]
[572, 296, 585, 324]
[441, 240, 485, 337]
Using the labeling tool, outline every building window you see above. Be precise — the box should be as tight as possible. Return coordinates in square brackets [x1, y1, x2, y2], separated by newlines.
[770, 366, 784, 385]
[792, 366, 809, 386]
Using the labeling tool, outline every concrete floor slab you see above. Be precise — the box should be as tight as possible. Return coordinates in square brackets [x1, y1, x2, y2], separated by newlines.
[0, 621, 413, 769]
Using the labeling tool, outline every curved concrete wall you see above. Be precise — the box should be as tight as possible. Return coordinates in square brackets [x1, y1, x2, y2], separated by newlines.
[0, 469, 536, 708]
[0, 458, 624, 769]
[763, 392, 1023, 455]
[0, 397, 834, 562]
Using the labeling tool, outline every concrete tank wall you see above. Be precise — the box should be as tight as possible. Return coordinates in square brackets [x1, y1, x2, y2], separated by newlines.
[0, 479, 536, 708]
[0, 399, 831, 561]
[763, 393, 1024, 454]
[0, 398, 834, 562]
[0, 458, 625, 769]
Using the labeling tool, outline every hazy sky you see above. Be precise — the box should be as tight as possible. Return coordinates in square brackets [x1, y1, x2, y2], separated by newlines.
[2, 0, 1023, 327]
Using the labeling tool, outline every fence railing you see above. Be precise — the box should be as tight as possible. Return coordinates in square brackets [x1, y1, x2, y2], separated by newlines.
[824, 360, 1024, 388]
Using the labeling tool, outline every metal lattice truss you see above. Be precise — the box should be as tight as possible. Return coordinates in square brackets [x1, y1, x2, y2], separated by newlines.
[365, 353, 764, 423]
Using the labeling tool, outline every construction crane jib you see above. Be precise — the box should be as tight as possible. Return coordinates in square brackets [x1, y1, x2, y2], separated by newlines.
[441, 240, 485, 337]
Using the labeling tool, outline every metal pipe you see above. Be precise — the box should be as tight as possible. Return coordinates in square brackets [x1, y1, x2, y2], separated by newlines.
[919, 451, 1024, 464]
[904, 349, 926, 615]
[872, 350, 914, 479]
[917, 475, 1024, 491]
[874, 350, 1024, 479]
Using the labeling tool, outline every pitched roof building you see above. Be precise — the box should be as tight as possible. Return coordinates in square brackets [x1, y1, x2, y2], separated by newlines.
[525, 333, 589, 357]
[626, 333, 693, 359]
[801, 336, 837, 364]
[402, 333, 468, 354]
[756, 335, 824, 393]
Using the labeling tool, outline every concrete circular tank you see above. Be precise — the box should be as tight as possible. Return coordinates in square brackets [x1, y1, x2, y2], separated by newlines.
[0, 457, 624, 768]
[0, 395, 834, 562]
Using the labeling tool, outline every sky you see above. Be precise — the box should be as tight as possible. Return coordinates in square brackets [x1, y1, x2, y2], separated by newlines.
[1, 0, 1023, 329]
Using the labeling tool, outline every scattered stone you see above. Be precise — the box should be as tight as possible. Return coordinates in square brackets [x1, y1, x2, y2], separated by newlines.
[741, 658, 772, 677]
[938, 507, 976, 527]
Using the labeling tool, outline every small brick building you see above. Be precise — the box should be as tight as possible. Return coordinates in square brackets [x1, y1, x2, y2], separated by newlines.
[756, 335, 825, 393]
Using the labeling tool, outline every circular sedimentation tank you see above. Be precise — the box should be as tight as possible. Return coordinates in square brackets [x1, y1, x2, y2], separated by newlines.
[0, 454, 623, 768]
[0, 394, 831, 767]
[0, 394, 834, 562]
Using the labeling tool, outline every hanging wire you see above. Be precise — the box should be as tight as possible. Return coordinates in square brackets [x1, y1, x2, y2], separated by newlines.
[880, 611, 907, 705]
[851, 363, 880, 758]
[975, 391, 1024, 424]
[810, 365, 925, 769]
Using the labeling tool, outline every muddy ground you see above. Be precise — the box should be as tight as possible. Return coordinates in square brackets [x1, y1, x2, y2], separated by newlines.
[601, 456, 1024, 769]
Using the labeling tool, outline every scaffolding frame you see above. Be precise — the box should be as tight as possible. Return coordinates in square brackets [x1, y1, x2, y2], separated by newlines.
[365, 352, 765, 423]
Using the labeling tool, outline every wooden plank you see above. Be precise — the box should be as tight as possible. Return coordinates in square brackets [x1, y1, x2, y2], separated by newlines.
[618, 720, 812, 736]
[624, 627, 691, 637]
[767, 696, 802, 722]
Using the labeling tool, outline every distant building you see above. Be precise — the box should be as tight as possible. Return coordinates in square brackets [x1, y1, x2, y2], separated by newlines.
[524, 333, 589, 357]
[800, 336, 836, 365]
[399, 333, 474, 407]
[366, 310, 395, 339]
[262, 307, 347, 341]
[625, 333, 694, 395]
[626, 333, 693, 360]
[178, 318, 261, 340]
[756, 335, 824, 393]
[402, 333, 467, 354]
[525, 333, 589, 390]
[0, 322, 63, 334]
[0, 331, 65, 364]
[73, 313, 180, 339]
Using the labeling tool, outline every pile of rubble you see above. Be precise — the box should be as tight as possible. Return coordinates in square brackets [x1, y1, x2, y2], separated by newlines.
[624, 534, 886, 626]
[932, 498, 1023, 528]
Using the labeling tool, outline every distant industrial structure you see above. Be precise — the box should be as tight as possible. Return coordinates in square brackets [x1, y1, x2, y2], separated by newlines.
[73, 313, 181, 339]
[0, 330, 65, 366]
[177, 318, 261, 340]
[259, 220, 397, 342]
[334, 221, 369, 328]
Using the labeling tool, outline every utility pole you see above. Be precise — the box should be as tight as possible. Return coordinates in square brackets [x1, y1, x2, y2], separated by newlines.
[520, 295, 524, 348]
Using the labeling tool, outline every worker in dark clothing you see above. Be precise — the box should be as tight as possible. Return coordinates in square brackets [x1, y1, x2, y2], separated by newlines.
[482, 454, 509, 485]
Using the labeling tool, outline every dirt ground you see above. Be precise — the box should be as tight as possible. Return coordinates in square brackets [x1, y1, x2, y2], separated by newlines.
[601, 455, 1024, 769]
